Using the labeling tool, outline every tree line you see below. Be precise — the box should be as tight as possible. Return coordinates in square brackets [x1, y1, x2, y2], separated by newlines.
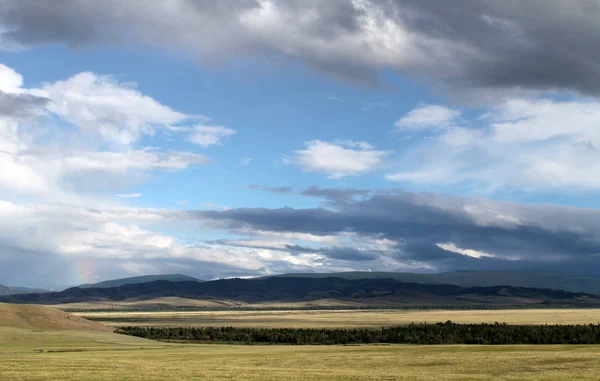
[116, 321, 600, 345]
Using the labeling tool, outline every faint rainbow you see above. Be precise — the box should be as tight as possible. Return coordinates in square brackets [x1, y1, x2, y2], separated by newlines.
[68, 257, 97, 285]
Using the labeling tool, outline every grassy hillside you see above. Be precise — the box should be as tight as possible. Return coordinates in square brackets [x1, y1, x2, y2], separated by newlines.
[79, 274, 201, 289]
[0, 303, 111, 331]
[269, 271, 600, 294]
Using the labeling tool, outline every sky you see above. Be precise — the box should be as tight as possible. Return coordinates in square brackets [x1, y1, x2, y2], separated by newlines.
[3, 1, 600, 288]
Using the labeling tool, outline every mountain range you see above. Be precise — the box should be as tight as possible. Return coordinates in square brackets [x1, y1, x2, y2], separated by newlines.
[2, 276, 600, 308]
[265, 271, 600, 295]
[69, 270, 600, 295]
[4, 270, 600, 308]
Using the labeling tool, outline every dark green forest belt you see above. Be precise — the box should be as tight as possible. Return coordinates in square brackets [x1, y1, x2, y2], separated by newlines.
[116, 322, 600, 345]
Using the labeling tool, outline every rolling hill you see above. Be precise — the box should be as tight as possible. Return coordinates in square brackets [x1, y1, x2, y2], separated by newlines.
[79, 274, 201, 289]
[0, 303, 112, 331]
[2, 277, 600, 308]
[266, 271, 600, 295]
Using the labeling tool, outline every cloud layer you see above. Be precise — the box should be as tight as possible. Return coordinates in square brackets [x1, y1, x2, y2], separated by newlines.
[3, 1, 600, 99]
[194, 188, 600, 276]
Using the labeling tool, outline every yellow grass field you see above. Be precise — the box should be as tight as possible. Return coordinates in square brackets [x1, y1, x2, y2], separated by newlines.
[3, 326, 600, 380]
[50, 297, 371, 310]
[4, 304, 600, 380]
[75, 308, 600, 328]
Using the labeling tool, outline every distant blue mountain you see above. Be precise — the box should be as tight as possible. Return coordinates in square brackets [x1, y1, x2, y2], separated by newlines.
[78, 274, 202, 289]
[266, 271, 600, 295]
[0, 284, 49, 296]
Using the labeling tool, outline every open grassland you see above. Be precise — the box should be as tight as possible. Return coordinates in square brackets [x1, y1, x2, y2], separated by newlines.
[3, 327, 600, 380]
[76, 308, 600, 328]
[50, 297, 370, 311]
[50, 297, 252, 310]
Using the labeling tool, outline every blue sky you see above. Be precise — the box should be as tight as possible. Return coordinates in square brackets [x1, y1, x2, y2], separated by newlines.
[2, 45, 432, 207]
[3, 1, 600, 288]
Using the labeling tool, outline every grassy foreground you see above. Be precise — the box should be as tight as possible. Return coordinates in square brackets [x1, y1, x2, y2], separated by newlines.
[2, 327, 600, 380]
[77, 308, 600, 328]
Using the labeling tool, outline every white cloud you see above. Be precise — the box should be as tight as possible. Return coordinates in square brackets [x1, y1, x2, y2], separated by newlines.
[334, 140, 374, 150]
[41, 72, 191, 145]
[436, 242, 496, 259]
[0, 64, 211, 203]
[57, 149, 208, 173]
[395, 104, 461, 130]
[290, 140, 391, 179]
[189, 125, 236, 147]
[0, 64, 23, 92]
[388, 97, 600, 193]
[240, 158, 253, 166]
[0, 145, 208, 199]
[489, 98, 600, 144]
[115, 193, 142, 198]
[0, 202, 249, 281]
[437, 241, 520, 261]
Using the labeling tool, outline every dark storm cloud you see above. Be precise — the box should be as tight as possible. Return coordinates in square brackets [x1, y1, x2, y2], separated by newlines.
[3, 1, 600, 96]
[323, 246, 379, 261]
[386, 0, 600, 95]
[0, 0, 125, 47]
[191, 189, 600, 275]
[0, 90, 48, 118]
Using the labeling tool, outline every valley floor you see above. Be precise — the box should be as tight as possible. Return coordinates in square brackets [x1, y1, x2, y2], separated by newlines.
[75, 307, 600, 328]
[2, 327, 600, 380]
